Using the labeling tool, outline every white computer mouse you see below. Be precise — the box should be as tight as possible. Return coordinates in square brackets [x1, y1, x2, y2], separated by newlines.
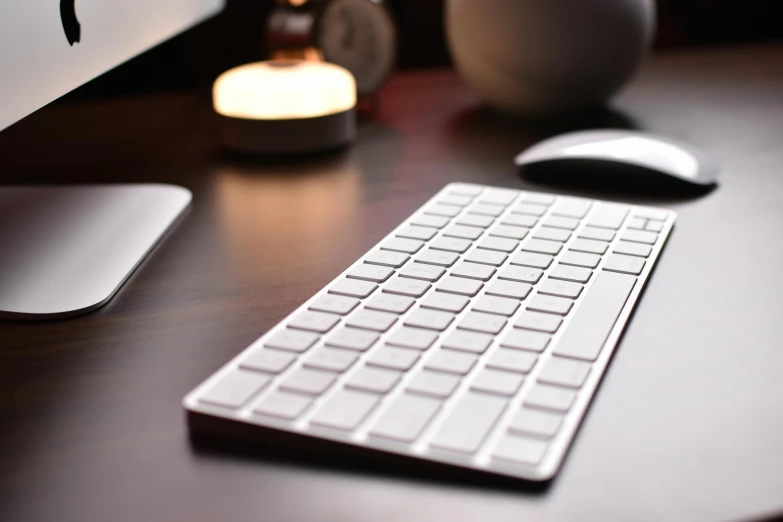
[514, 129, 718, 188]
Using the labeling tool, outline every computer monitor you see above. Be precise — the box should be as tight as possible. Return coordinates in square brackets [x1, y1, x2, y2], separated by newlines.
[0, 1, 224, 320]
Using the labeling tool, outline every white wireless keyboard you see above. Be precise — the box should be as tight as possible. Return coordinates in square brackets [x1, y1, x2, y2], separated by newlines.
[184, 183, 675, 482]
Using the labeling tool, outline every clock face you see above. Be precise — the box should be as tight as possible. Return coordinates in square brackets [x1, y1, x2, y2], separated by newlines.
[318, 0, 396, 96]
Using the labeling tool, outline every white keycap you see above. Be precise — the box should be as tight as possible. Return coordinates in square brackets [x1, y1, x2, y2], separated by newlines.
[579, 226, 615, 242]
[425, 350, 478, 375]
[533, 227, 571, 242]
[366, 346, 421, 371]
[552, 197, 592, 218]
[538, 357, 591, 389]
[510, 252, 553, 269]
[383, 276, 431, 297]
[472, 295, 520, 316]
[398, 263, 446, 282]
[502, 214, 538, 228]
[523, 193, 555, 205]
[587, 203, 629, 229]
[381, 237, 424, 254]
[438, 194, 474, 206]
[512, 203, 548, 216]
[365, 294, 415, 314]
[490, 224, 529, 240]
[514, 311, 562, 333]
[622, 230, 658, 244]
[436, 276, 483, 296]
[241, 349, 297, 374]
[603, 254, 646, 275]
[441, 330, 493, 353]
[346, 366, 401, 394]
[253, 391, 313, 420]
[264, 329, 320, 353]
[493, 435, 548, 466]
[477, 236, 518, 252]
[310, 390, 379, 431]
[397, 225, 437, 241]
[443, 224, 484, 240]
[200, 370, 271, 408]
[430, 393, 508, 453]
[539, 279, 583, 299]
[430, 237, 472, 253]
[386, 326, 439, 350]
[309, 294, 360, 315]
[410, 214, 450, 229]
[485, 280, 533, 300]
[289, 310, 341, 333]
[634, 208, 669, 220]
[627, 217, 647, 229]
[470, 369, 525, 396]
[450, 262, 496, 281]
[570, 238, 608, 255]
[500, 329, 550, 352]
[325, 327, 379, 351]
[544, 216, 580, 230]
[521, 238, 562, 255]
[330, 278, 378, 298]
[364, 249, 409, 268]
[404, 308, 455, 331]
[509, 409, 562, 438]
[346, 310, 398, 332]
[481, 189, 518, 206]
[407, 371, 462, 398]
[280, 368, 336, 396]
[469, 203, 505, 217]
[524, 384, 576, 412]
[613, 240, 652, 258]
[304, 347, 360, 372]
[415, 249, 459, 267]
[498, 266, 543, 284]
[347, 264, 394, 283]
[426, 203, 461, 217]
[560, 250, 601, 269]
[486, 348, 538, 373]
[369, 393, 442, 442]
[464, 249, 507, 266]
[527, 295, 573, 315]
[456, 213, 494, 228]
[458, 311, 507, 334]
[645, 220, 664, 232]
[550, 264, 593, 283]
[420, 292, 470, 313]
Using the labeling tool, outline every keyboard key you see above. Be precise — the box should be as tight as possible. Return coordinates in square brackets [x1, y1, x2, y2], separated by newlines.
[369, 393, 441, 442]
[613, 241, 652, 258]
[448, 183, 483, 196]
[510, 252, 553, 269]
[437, 276, 483, 296]
[384, 276, 431, 297]
[571, 238, 609, 255]
[469, 203, 505, 217]
[586, 203, 629, 229]
[443, 224, 484, 240]
[502, 214, 538, 228]
[627, 217, 647, 229]
[386, 326, 439, 350]
[579, 226, 615, 242]
[485, 280, 533, 300]
[521, 238, 562, 255]
[241, 349, 297, 374]
[470, 369, 525, 396]
[325, 327, 379, 351]
[430, 393, 507, 453]
[410, 214, 450, 229]
[493, 435, 548, 466]
[500, 329, 550, 352]
[533, 227, 571, 242]
[523, 193, 555, 205]
[253, 391, 313, 420]
[603, 254, 646, 275]
[458, 311, 507, 334]
[289, 310, 341, 333]
[420, 292, 470, 313]
[365, 294, 415, 314]
[280, 368, 336, 395]
[346, 366, 401, 394]
[426, 203, 461, 217]
[645, 220, 664, 232]
[200, 370, 271, 408]
[464, 249, 507, 266]
[490, 224, 529, 240]
[346, 310, 398, 332]
[347, 264, 394, 283]
[304, 347, 360, 372]
[407, 371, 461, 398]
[553, 271, 636, 361]
[397, 225, 438, 241]
[398, 263, 446, 282]
[264, 329, 320, 353]
[560, 250, 601, 269]
[451, 261, 496, 281]
[634, 208, 669, 221]
[364, 250, 409, 268]
[509, 409, 562, 438]
[310, 390, 379, 430]
[430, 237, 472, 253]
[415, 249, 459, 267]
[330, 278, 377, 298]
[498, 266, 544, 284]
[514, 311, 562, 333]
[425, 350, 478, 375]
[441, 330, 493, 353]
[472, 295, 520, 316]
[538, 279, 583, 299]
[549, 264, 593, 283]
[367, 346, 420, 371]
[404, 308, 455, 331]
[481, 189, 519, 206]
[527, 295, 573, 315]
[477, 236, 518, 252]
[438, 194, 474, 206]
[524, 384, 577, 412]
[544, 216, 580, 230]
[381, 237, 424, 254]
[622, 230, 658, 244]
[552, 197, 591, 218]
[512, 203, 548, 216]
[456, 214, 494, 228]
[486, 348, 538, 373]
[538, 357, 591, 389]
[309, 294, 360, 315]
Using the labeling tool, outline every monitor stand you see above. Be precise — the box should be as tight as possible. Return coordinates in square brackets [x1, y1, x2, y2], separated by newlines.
[0, 184, 191, 320]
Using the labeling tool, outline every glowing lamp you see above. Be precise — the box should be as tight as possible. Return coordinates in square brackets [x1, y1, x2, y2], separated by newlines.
[213, 60, 357, 154]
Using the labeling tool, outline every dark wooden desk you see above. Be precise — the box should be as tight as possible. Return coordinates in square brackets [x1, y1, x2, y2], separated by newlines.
[2, 45, 783, 522]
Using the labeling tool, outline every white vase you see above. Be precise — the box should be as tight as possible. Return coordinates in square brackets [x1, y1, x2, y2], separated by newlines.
[446, 0, 655, 115]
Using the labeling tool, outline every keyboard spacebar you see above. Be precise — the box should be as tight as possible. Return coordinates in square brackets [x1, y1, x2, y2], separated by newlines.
[553, 271, 637, 361]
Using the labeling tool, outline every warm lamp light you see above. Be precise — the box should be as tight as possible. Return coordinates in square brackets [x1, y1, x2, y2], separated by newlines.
[213, 60, 357, 154]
